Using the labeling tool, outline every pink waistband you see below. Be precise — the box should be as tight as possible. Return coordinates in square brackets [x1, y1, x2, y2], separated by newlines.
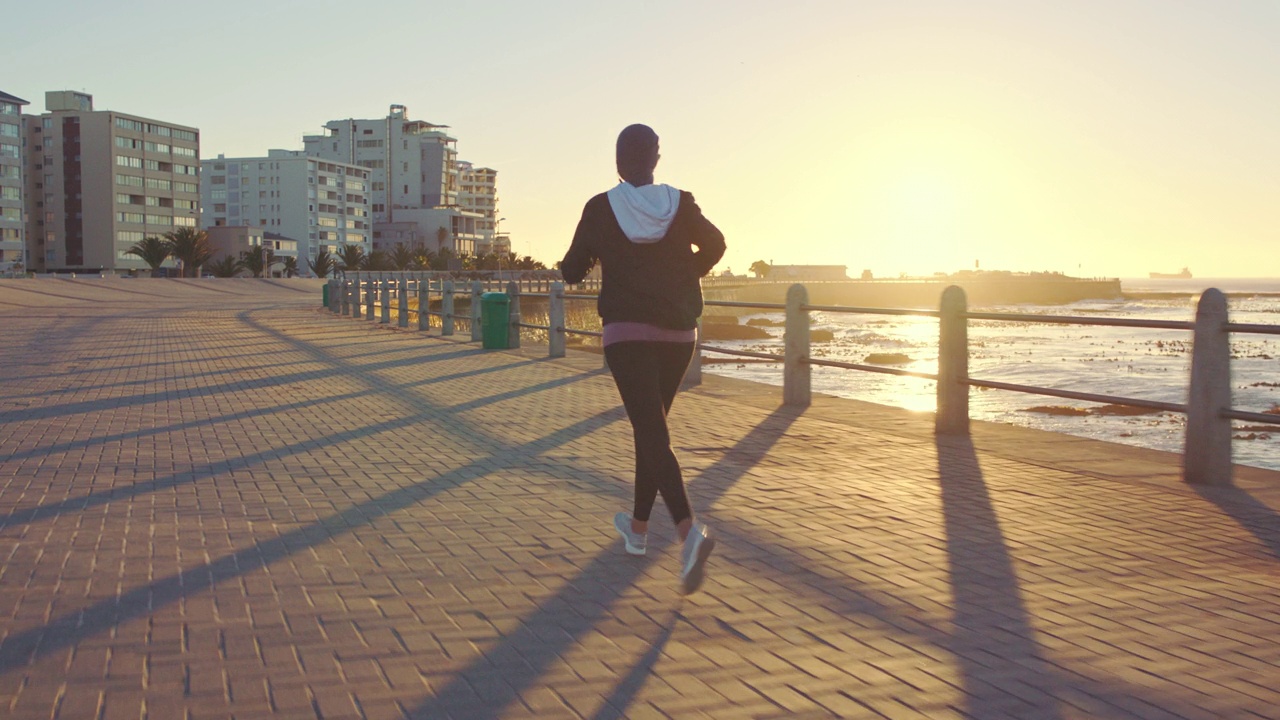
[603, 322, 697, 346]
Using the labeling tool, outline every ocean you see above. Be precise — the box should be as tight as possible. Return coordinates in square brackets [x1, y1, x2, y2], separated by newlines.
[702, 278, 1280, 471]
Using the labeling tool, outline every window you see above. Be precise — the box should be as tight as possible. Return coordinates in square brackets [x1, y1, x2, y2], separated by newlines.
[116, 174, 144, 187]
[145, 196, 173, 208]
[211, 176, 226, 185]
[318, 217, 337, 227]
[1, 186, 19, 201]
[173, 199, 196, 210]
[116, 193, 143, 205]
[145, 160, 172, 172]
[116, 212, 144, 224]
[144, 141, 171, 153]
[174, 182, 197, 193]
[0, 207, 19, 220]
[115, 136, 141, 149]
[356, 139, 383, 148]
[146, 214, 170, 226]
[172, 129, 196, 142]
[172, 146, 196, 158]
[0, 144, 18, 159]
[211, 189, 227, 200]
[145, 177, 171, 190]
[146, 123, 172, 137]
[0, 123, 20, 138]
[0, 165, 18, 180]
[115, 117, 144, 132]
[357, 159, 384, 169]
[116, 155, 143, 168]
[116, 231, 145, 243]
[173, 216, 196, 227]
[214, 204, 226, 212]
[0, 102, 17, 116]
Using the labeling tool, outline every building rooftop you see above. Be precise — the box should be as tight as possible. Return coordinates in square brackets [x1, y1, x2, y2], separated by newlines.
[0, 90, 30, 105]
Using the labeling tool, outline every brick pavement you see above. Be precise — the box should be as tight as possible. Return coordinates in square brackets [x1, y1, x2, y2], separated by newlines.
[1, 277, 1279, 720]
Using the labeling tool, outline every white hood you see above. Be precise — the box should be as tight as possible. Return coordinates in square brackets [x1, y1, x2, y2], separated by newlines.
[607, 182, 681, 243]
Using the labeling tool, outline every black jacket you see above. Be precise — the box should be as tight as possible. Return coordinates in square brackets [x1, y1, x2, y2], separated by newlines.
[560, 190, 725, 330]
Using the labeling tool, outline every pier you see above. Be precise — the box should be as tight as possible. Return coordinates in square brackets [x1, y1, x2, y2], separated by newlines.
[2, 277, 1279, 719]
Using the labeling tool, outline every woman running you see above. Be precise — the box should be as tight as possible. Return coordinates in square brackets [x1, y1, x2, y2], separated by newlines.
[560, 124, 726, 594]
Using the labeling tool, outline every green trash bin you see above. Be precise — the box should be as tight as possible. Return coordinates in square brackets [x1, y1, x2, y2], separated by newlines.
[480, 292, 510, 349]
[322, 283, 329, 308]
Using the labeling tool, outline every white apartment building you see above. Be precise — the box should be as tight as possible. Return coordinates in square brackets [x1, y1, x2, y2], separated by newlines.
[302, 104, 485, 256]
[458, 161, 502, 254]
[21, 91, 200, 273]
[200, 150, 370, 269]
[0, 91, 28, 270]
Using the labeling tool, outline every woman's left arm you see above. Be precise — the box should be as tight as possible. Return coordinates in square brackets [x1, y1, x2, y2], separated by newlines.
[686, 196, 726, 277]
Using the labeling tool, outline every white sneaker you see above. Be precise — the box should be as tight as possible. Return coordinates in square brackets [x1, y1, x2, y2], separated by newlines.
[680, 522, 716, 595]
[613, 512, 647, 556]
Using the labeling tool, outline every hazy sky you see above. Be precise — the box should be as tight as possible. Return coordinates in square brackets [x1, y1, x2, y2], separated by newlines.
[7, 0, 1278, 277]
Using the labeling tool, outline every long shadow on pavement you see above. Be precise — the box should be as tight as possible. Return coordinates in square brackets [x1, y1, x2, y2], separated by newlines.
[0, 405, 628, 675]
[0, 365, 582, 529]
[0, 357, 543, 472]
[936, 435, 1065, 719]
[406, 406, 802, 719]
[1191, 483, 1280, 560]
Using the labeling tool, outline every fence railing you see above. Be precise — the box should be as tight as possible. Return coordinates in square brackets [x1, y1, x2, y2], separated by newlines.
[326, 275, 1279, 487]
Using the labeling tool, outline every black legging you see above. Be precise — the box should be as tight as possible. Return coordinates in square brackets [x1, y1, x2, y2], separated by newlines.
[604, 341, 695, 525]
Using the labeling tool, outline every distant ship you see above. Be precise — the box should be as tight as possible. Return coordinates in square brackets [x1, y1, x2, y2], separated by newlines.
[1149, 267, 1192, 279]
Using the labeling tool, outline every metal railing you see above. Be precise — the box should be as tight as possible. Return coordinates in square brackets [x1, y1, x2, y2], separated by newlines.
[326, 276, 1279, 486]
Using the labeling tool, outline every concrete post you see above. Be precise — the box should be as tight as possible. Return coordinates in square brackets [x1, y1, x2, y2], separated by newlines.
[783, 284, 811, 407]
[549, 282, 566, 358]
[683, 316, 703, 388]
[442, 281, 455, 336]
[380, 280, 391, 324]
[1184, 288, 1232, 486]
[354, 276, 364, 319]
[365, 277, 375, 320]
[342, 280, 352, 316]
[418, 278, 430, 331]
[507, 280, 522, 349]
[470, 281, 483, 341]
[936, 285, 970, 436]
[397, 277, 409, 328]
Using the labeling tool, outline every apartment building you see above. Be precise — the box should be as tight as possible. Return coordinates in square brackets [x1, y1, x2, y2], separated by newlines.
[302, 104, 485, 256]
[457, 161, 502, 253]
[205, 226, 298, 272]
[22, 91, 199, 273]
[200, 149, 370, 269]
[0, 91, 27, 270]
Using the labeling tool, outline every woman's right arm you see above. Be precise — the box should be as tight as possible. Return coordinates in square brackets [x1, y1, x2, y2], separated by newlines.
[560, 201, 597, 284]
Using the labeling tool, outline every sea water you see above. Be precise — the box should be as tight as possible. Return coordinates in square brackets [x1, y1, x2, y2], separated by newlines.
[703, 278, 1280, 471]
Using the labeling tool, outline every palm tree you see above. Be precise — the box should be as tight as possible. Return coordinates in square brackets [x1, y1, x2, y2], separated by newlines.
[208, 255, 239, 278]
[411, 248, 437, 271]
[308, 248, 335, 278]
[389, 243, 415, 271]
[335, 244, 366, 273]
[125, 235, 171, 277]
[237, 245, 273, 278]
[436, 225, 450, 253]
[365, 250, 391, 272]
[431, 247, 455, 271]
[281, 257, 298, 278]
[165, 227, 215, 278]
